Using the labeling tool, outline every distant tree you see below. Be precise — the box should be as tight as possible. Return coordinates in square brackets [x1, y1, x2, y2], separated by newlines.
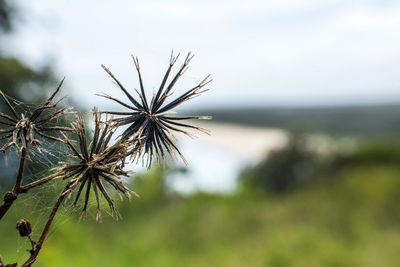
[0, 0, 14, 33]
[240, 134, 320, 194]
[0, 0, 56, 104]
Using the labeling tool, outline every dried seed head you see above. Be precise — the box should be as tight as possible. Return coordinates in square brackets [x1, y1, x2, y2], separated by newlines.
[56, 111, 136, 221]
[0, 78, 73, 161]
[16, 219, 32, 237]
[99, 52, 211, 168]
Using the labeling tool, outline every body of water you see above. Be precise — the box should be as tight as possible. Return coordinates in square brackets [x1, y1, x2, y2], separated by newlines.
[168, 122, 288, 193]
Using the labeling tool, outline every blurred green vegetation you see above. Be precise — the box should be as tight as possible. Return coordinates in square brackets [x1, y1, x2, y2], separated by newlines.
[1, 137, 400, 266]
[240, 134, 323, 193]
[239, 134, 400, 195]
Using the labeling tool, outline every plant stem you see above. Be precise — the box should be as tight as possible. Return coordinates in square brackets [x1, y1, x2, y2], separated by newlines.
[21, 188, 68, 267]
[18, 172, 63, 194]
[0, 147, 28, 220]
[13, 147, 28, 193]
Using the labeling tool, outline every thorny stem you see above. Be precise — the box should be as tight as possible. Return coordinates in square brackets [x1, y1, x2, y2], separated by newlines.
[0, 147, 28, 220]
[21, 188, 68, 267]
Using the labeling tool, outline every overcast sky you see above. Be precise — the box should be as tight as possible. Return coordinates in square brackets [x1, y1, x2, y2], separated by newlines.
[5, 0, 400, 109]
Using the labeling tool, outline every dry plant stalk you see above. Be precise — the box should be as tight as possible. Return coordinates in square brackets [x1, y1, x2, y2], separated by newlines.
[0, 79, 73, 220]
[0, 52, 211, 266]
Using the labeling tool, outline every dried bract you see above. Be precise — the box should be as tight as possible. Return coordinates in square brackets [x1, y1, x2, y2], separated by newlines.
[99, 52, 211, 167]
[0, 78, 73, 160]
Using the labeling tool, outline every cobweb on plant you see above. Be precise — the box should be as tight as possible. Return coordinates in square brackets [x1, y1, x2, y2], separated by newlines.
[0, 90, 78, 259]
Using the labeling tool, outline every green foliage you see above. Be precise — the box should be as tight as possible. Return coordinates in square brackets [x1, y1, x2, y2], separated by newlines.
[332, 137, 400, 167]
[239, 134, 325, 194]
[2, 163, 400, 266]
[239, 133, 400, 195]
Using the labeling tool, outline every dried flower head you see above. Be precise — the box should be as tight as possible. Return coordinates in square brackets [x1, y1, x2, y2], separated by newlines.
[99, 52, 211, 167]
[56, 111, 134, 221]
[0, 79, 73, 159]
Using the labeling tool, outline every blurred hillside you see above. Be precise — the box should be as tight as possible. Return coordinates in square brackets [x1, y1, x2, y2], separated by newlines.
[206, 104, 400, 137]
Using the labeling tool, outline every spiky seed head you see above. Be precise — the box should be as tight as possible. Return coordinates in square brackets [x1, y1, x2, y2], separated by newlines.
[99, 52, 212, 167]
[0, 78, 73, 162]
[56, 111, 136, 221]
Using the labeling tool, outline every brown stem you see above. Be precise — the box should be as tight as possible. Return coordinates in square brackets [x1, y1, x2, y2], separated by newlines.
[21, 188, 68, 267]
[18, 172, 63, 194]
[13, 147, 28, 193]
[0, 147, 28, 220]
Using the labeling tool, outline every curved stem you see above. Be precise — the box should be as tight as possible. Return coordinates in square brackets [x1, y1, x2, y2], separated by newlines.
[21, 188, 68, 267]
[0, 147, 28, 220]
